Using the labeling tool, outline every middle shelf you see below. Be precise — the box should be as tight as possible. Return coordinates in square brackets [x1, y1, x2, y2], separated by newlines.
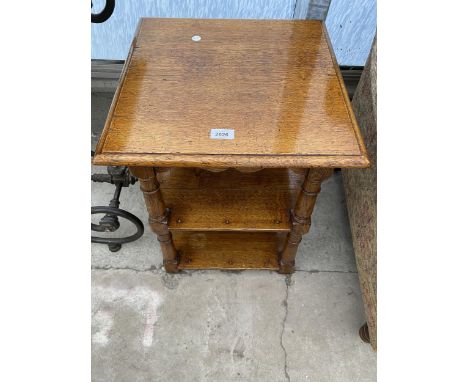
[158, 167, 304, 232]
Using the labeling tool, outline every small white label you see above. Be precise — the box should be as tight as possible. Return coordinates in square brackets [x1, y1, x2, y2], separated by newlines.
[210, 129, 235, 140]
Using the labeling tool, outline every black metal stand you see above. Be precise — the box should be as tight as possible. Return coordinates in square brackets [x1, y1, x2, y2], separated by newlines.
[91, 162, 144, 252]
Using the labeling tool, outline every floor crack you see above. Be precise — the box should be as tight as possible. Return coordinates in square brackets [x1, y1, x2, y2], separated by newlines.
[91, 265, 162, 273]
[280, 274, 291, 382]
[295, 269, 357, 274]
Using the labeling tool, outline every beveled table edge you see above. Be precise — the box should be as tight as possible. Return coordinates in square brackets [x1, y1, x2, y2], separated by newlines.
[92, 152, 370, 169]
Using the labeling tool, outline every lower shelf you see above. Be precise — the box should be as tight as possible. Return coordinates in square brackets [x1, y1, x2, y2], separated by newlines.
[173, 231, 286, 270]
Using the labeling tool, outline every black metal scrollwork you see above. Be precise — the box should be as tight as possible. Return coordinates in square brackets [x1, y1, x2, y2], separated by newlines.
[91, 156, 144, 252]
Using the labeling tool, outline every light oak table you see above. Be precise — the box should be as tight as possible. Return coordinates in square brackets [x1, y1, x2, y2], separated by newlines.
[94, 18, 369, 274]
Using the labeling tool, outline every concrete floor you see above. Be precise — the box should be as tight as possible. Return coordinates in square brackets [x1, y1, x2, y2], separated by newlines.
[91, 92, 376, 382]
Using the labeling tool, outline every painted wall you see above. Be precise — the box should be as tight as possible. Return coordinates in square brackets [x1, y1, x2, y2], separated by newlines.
[325, 0, 376, 66]
[91, 0, 376, 66]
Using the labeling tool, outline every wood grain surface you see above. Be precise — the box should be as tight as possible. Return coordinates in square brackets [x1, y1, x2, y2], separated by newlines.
[165, 189, 293, 232]
[174, 231, 285, 270]
[157, 168, 303, 232]
[157, 167, 305, 190]
[94, 18, 369, 168]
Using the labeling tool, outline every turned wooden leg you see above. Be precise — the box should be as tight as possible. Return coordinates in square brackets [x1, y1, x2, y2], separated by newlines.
[279, 168, 332, 274]
[129, 166, 178, 273]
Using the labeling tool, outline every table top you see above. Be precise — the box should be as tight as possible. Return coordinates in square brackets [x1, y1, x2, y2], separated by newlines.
[94, 18, 369, 168]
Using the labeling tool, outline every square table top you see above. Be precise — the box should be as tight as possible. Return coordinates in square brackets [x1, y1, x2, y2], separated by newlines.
[94, 18, 369, 168]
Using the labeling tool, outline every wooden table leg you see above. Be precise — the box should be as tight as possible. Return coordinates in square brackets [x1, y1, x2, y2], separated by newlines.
[129, 166, 178, 273]
[279, 168, 332, 274]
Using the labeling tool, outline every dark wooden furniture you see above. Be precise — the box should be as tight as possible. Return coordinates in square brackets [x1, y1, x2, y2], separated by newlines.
[94, 18, 369, 273]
